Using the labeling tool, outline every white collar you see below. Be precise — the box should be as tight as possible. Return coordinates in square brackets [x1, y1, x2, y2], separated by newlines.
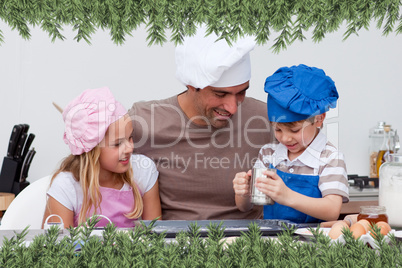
[272, 131, 327, 169]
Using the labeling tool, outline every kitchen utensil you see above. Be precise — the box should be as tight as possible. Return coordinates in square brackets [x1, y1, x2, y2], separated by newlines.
[141, 219, 318, 238]
[19, 148, 35, 183]
[21, 133, 35, 161]
[13, 124, 29, 160]
[0, 158, 19, 192]
[251, 168, 275, 205]
[7, 125, 23, 159]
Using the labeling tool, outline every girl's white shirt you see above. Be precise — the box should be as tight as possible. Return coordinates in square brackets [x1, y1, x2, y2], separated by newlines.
[46, 154, 159, 213]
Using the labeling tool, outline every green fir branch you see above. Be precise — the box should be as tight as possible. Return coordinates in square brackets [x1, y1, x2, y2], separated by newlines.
[1, 220, 402, 266]
[396, 17, 402, 34]
[1, 0, 402, 51]
[382, 0, 400, 36]
[144, 0, 168, 46]
[253, 0, 272, 46]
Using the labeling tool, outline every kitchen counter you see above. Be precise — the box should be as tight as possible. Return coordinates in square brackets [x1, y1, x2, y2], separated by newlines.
[0, 219, 318, 246]
[342, 183, 379, 216]
[340, 199, 379, 215]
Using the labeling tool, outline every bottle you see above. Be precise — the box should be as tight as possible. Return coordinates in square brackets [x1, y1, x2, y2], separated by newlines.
[375, 125, 394, 177]
[379, 154, 402, 227]
[369, 122, 386, 178]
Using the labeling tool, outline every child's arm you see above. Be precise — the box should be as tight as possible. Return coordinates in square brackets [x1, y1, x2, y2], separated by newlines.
[233, 170, 254, 212]
[42, 196, 74, 228]
[257, 170, 342, 221]
[141, 181, 162, 220]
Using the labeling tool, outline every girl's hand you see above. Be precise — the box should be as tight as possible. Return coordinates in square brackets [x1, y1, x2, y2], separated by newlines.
[233, 170, 252, 197]
[256, 170, 293, 205]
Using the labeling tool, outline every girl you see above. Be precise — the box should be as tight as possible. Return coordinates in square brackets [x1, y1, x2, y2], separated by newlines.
[42, 87, 161, 228]
[233, 64, 349, 223]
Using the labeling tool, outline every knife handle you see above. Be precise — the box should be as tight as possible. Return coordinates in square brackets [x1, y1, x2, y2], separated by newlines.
[21, 133, 35, 160]
[7, 125, 23, 158]
[14, 124, 29, 160]
[20, 148, 36, 183]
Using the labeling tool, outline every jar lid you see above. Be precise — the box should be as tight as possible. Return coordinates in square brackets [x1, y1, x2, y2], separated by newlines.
[370, 122, 390, 135]
[360, 205, 387, 214]
[371, 126, 385, 135]
[384, 125, 391, 132]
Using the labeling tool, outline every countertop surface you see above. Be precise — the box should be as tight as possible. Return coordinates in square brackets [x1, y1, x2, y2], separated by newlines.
[0, 219, 319, 245]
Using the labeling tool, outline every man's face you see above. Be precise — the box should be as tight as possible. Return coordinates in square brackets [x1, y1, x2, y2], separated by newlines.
[190, 81, 249, 128]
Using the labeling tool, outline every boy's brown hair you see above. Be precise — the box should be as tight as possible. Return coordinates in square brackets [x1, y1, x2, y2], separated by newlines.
[270, 116, 316, 128]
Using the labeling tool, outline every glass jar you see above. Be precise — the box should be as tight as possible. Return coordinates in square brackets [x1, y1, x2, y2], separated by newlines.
[376, 125, 395, 177]
[369, 122, 398, 178]
[369, 122, 386, 178]
[379, 154, 402, 227]
[357, 206, 388, 224]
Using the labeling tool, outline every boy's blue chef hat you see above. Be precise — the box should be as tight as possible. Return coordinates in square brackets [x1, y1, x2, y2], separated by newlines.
[264, 64, 339, 123]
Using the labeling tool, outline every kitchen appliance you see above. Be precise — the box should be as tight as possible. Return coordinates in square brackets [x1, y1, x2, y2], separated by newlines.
[347, 174, 379, 202]
[379, 154, 402, 227]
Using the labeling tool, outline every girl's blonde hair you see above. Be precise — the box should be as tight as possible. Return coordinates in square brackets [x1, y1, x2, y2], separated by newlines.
[50, 146, 143, 225]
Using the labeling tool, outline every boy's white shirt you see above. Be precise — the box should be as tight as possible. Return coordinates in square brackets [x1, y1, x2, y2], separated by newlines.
[271, 131, 327, 174]
[255, 131, 349, 201]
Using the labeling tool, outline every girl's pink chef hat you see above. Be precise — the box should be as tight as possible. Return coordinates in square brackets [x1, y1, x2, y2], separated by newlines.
[62, 87, 127, 155]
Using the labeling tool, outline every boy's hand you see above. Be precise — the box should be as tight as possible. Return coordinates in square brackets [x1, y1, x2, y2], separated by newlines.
[256, 170, 292, 205]
[233, 170, 252, 197]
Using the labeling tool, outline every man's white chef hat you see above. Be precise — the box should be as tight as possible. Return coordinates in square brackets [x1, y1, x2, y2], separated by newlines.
[175, 25, 256, 89]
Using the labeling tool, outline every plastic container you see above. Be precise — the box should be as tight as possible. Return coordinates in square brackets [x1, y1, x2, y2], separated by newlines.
[379, 154, 402, 227]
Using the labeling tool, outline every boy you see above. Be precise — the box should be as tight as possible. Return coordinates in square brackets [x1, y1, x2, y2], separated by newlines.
[233, 64, 349, 223]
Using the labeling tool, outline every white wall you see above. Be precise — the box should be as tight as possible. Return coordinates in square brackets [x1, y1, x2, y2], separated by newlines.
[1, 22, 401, 182]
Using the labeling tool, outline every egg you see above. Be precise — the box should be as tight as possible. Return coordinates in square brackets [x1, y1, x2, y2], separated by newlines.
[357, 219, 371, 233]
[350, 222, 367, 239]
[370, 221, 391, 239]
[328, 221, 349, 239]
[344, 214, 358, 226]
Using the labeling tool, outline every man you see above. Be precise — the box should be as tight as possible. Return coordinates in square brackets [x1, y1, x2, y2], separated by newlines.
[129, 26, 274, 220]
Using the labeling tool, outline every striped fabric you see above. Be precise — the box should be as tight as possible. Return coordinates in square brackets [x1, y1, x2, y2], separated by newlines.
[255, 131, 349, 202]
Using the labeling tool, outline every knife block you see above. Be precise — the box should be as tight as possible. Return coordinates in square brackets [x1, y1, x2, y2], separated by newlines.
[0, 157, 23, 193]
